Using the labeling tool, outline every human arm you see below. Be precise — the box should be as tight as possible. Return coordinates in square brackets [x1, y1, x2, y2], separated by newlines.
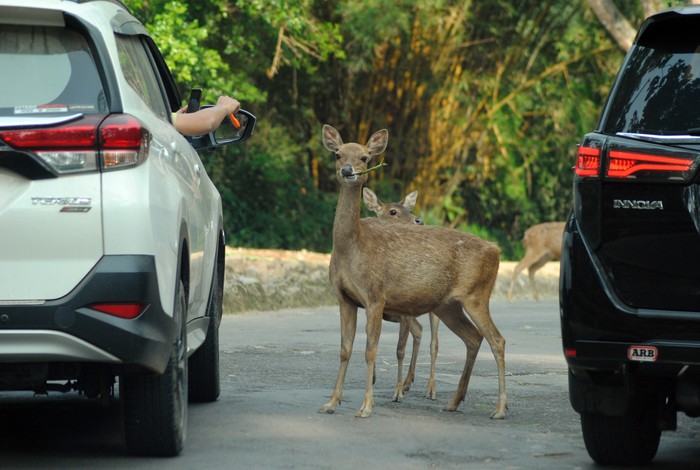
[173, 95, 241, 136]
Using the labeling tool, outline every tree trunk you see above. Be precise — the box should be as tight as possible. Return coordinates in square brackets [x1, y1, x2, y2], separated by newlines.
[585, 0, 636, 52]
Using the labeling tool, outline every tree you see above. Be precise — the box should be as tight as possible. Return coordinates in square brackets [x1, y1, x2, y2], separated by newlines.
[307, 1, 620, 254]
[123, 0, 696, 256]
[586, 0, 700, 52]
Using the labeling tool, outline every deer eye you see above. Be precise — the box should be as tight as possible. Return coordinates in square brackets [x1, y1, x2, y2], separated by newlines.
[361, 156, 368, 163]
[335, 153, 341, 161]
[389, 209, 397, 216]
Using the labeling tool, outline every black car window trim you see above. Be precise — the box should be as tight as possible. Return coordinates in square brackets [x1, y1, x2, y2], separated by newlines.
[141, 35, 182, 116]
[64, 12, 121, 113]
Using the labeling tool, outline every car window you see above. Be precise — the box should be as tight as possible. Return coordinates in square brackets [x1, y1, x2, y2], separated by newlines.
[115, 34, 169, 122]
[0, 25, 107, 117]
[603, 17, 700, 136]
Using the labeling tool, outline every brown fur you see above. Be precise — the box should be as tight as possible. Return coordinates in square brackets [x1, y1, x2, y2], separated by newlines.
[319, 125, 507, 419]
[507, 221, 566, 302]
[363, 188, 439, 400]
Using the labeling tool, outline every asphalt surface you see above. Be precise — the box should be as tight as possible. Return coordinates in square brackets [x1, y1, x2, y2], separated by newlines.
[2, 299, 700, 469]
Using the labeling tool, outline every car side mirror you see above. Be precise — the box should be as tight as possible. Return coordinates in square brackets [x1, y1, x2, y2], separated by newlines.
[187, 108, 256, 150]
[212, 109, 256, 146]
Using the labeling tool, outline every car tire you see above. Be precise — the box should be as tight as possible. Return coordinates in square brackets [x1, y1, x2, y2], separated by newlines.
[580, 411, 660, 466]
[189, 264, 221, 402]
[121, 279, 188, 456]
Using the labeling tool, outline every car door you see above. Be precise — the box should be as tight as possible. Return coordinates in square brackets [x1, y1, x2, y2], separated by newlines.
[141, 36, 216, 320]
[111, 32, 213, 322]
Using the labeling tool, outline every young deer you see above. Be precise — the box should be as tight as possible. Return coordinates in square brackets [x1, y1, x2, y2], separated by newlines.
[507, 221, 566, 302]
[363, 188, 423, 226]
[319, 124, 506, 419]
[363, 188, 440, 401]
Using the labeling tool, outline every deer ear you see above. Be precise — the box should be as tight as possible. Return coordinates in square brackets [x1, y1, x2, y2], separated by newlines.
[402, 191, 418, 212]
[322, 125, 343, 152]
[366, 129, 388, 156]
[362, 187, 380, 213]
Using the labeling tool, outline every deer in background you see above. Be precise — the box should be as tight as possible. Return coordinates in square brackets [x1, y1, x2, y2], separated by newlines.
[319, 124, 506, 419]
[507, 221, 566, 302]
[363, 188, 440, 401]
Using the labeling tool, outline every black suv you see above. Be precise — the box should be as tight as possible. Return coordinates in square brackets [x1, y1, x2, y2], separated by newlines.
[560, 6, 700, 466]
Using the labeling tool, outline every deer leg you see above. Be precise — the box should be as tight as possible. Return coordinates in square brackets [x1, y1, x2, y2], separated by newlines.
[508, 257, 528, 302]
[508, 251, 542, 302]
[392, 315, 413, 402]
[461, 295, 507, 419]
[319, 299, 358, 414]
[426, 312, 439, 400]
[434, 302, 483, 413]
[402, 316, 422, 393]
[527, 254, 551, 302]
[357, 302, 386, 418]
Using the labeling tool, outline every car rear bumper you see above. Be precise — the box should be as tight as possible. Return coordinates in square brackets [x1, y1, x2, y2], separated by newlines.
[0, 255, 176, 374]
[561, 217, 700, 415]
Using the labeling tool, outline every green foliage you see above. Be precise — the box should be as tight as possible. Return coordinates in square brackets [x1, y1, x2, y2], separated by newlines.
[124, 0, 264, 103]
[121, 0, 690, 258]
[211, 124, 336, 251]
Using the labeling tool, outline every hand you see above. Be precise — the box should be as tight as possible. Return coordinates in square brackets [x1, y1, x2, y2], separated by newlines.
[217, 96, 240, 115]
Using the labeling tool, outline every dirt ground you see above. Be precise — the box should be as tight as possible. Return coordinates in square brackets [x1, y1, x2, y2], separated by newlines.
[224, 247, 559, 313]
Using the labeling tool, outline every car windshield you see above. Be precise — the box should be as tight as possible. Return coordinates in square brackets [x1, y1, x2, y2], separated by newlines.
[0, 24, 107, 117]
[603, 16, 700, 137]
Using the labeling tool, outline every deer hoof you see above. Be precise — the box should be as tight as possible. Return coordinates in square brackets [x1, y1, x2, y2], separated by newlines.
[392, 391, 403, 402]
[426, 382, 436, 400]
[318, 403, 337, 414]
[490, 403, 507, 419]
[355, 408, 372, 418]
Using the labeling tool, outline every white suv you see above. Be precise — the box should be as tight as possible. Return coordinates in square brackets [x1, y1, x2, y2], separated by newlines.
[0, 0, 254, 456]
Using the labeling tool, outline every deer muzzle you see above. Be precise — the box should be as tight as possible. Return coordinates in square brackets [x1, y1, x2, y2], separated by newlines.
[341, 165, 357, 178]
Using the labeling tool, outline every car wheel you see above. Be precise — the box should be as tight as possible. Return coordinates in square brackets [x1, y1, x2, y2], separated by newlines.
[580, 411, 660, 466]
[121, 280, 188, 456]
[189, 264, 221, 402]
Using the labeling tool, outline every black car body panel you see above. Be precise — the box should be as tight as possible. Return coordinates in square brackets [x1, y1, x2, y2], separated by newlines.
[561, 5, 700, 465]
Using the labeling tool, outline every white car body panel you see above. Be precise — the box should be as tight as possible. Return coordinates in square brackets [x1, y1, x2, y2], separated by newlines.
[0, 0, 217, 319]
[0, 1, 251, 454]
[0, 169, 102, 300]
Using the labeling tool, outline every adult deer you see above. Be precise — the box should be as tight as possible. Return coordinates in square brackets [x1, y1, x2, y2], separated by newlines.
[363, 188, 440, 401]
[319, 124, 506, 419]
[507, 221, 565, 302]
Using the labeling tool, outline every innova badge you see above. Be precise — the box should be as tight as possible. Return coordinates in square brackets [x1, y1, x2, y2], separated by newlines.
[613, 199, 664, 210]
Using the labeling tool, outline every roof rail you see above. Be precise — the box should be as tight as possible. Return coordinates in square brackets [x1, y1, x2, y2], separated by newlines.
[68, 0, 131, 11]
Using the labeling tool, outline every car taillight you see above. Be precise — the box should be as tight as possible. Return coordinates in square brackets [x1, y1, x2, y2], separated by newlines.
[575, 146, 601, 177]
[89, 303, 146, 319]
[100, 114, 149, 169]
[606, 150, 696, 180]
[0, 114, 149, 174]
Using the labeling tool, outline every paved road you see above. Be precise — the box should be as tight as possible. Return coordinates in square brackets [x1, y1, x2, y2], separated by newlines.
[1, 300, 700, 469]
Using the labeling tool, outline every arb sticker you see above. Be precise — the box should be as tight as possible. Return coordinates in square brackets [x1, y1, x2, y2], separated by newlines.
[628, 345, 658, 362]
